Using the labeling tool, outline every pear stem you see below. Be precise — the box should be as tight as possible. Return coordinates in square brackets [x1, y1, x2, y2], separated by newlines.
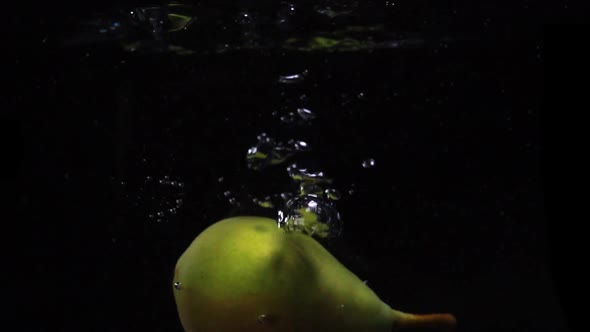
[391, 309, 457, 331]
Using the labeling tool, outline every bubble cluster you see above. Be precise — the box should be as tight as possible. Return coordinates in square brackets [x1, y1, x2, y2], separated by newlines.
[277, 195, 342, 238]
[223, 190, 241, 206]
[239, 69, 346, 239]
[246, 133, 310, 170]
[277, 163, 343, 238]
[275, 107, 317, 125]
[143, 175, 185, 223]
[114, 173, 185, 224]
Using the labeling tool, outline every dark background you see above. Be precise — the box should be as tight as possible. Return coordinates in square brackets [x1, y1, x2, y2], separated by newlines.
[17, 1, 556, 331]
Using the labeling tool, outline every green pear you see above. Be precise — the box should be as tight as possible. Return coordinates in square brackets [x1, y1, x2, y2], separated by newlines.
[173, 216, 456, 331]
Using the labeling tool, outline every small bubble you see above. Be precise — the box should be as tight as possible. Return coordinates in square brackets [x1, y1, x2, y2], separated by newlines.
[174, 282, 182, 290]
[223, 191, 232, 197]
[325, 188, 341, 200]
[257, 314, 267, 324]
[280, 115, 292, 123]
[157, 212, 164, 217]
[278, 70, 308, 84]
[278, 2, 297, 25]
[287, 164, 331, 184]
[146, 176, 152, 181]
[362, 158, 376, 168]
[228, 197, 239, 206]
[300, 182, 324, 196]
[357, 92, 366, 99]
[293, 140, 309, 151]
[280, 192, 293, 201]
[254, 197, 274, 209]
[218, 177, 224, 182]
[236, 11, 252, 24]
[315, 1, 357, 18]
[296, 108, 316, 121]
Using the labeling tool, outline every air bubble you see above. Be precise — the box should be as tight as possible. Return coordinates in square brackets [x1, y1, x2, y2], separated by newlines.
[174, 282, 182, 290]
[300, 182, 324, 196]
[278, 70, 308, 84]
[277, 2, 297, 26]
[296, 108, 316, 121]
[253, 197, 274, 209]
[293, 140, 309, 151]
[280, 192, 294, 201]
[236, 11, 252, 25]
[280, 115, 293, 124]
[315, 1, 357, 18]
[287, 164, 332, 184]
[325, 188, 341, 200]
[362, 158, 376, 168]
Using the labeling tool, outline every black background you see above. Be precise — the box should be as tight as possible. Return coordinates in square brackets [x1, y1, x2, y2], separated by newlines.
[17, 1, 557, 331]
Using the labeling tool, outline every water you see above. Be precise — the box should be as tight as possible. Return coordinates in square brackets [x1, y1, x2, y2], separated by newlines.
[20, 2, 553, 332]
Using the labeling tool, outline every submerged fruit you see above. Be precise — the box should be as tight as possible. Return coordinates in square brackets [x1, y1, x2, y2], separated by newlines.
[173, 216, 456, 331]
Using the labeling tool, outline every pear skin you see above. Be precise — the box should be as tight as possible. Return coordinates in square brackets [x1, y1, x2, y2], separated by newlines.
[173, 216, 456, 332]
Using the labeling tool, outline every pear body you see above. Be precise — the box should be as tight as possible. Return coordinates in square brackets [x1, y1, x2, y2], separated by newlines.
[173, 216, 393, 332]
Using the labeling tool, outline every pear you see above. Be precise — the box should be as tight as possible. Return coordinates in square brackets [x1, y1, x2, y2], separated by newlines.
[173, 216, 456, 332]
